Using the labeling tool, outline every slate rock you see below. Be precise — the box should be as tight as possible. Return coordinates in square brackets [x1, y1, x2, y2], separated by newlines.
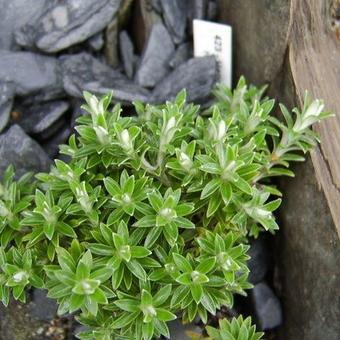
[29, 289, 58, 322]
[87, 32, 104, 51]
[251, 282, 283, 330]
[19, 101, 69, 137]
[187, 0, 207, 21]
[152, 56, 217, 103]
[168, 319, 202, 340]
[0, 51, 63, 98]
[0, 82, 15, 133]
[0, 0, 50, 50]
[43, 124, 71, 159]
[0, 125, 51, 178]
[135, 24, 175, 88]
[160, 0, 187, 44]
[247, 237, 271, 284]
[15, 0, 122, 53]
[60, 52, 125, 97]
[119, 30, 135, 78]
[169, 43, 192, 68]
[84, 80, 150, 104]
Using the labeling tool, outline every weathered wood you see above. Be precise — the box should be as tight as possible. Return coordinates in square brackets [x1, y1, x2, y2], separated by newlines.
[218, 0, 340, 338]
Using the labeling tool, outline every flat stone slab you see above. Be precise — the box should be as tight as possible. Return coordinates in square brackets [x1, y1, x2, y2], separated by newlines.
[15, 0, 122, 53]
[0, 82, 15, 133]
[0, 51, 63, 98]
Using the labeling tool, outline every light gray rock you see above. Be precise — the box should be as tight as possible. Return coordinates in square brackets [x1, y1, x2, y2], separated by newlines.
[119, 30, 135, 78]
[160, 0, 187, 44]
[60, 52, 125, 98]
[247, 237, 271, 284]
[0, 51, 63, 98]
[0, 0, 50, 50]
[135, 24, 175, 88]
[251, 282, 282, 330]
[87, 32, 104, 51]
[19, 101, 69, 136]
[15, 0, 122, 53]
[0, 125, 51, 178]
[152, 56, 217, 103]
[169, 43, 192, 68]
[0, 82, 15, 133]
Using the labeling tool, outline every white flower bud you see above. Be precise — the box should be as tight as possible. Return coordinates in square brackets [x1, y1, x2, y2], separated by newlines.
[120, 129, 132, 151]
[179, 152, 192, 171]
[217, 120, 226, 140]
[93, 126, 110, 145]
[13, 271, 28, 283]
[304, 99, 324, 119]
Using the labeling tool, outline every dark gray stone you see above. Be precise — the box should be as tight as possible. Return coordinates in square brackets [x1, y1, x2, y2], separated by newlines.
[84, 80, 150, 104]
[60, 52, 125, 98]
[0, 82, 15, 133]
[0, 0, 50, 50]
[159, 0, 187, 44]
[19, 101, 69, 136]
[251, 282, 282, 330]
[119, 30, 135, 78]
[87, 32, 104, 51]
[207, 0, 218, 20]
[15, 0, 122, 53]
[187, 0, 207, 21]
[247, 237, 271, 284]
[168, 319, 202, 340]
[0, 51, 63, 98]
[0, 125, 51, 178]
[135, 24, 175, 88]
[43, 124, 71, 158]
[29, 289, 58, 322]
[169, 43, 192, 68]
[152, 56, 217, 103]
[151, 0, 162, 13]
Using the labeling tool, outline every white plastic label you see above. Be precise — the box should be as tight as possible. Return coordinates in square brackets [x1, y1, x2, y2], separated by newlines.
[193, 19, 232, 87]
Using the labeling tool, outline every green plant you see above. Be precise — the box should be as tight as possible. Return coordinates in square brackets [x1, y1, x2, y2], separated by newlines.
[205, 315, 264, 340]
[0, 77, 331, 339]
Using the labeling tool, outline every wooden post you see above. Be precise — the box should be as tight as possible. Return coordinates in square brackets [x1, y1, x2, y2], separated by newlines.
[218, 0, 340, 338]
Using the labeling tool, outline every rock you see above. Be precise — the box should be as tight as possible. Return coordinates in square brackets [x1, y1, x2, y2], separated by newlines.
[159, 0, 187, 44]
[247, 237, 271, 284]
[168, 319, 202, 339]
[0, 51, 63, 98]
[19, 101, 69, 137]
[0, 0, 50, 50]
[169, 43, 192, 68]
[119, 30, 135, 78]
[135, 24, 175, 88]
[152, 56, 217, 103]
[60, 52, 125, 98]
[15, 0, 122, 53]
[29, 289, 58, 322]
[0, 82, 15, 133]
[187, 0, 207, 21]
[207, 0, 218, 20]
[84, 80, 150, 104]
[251, 282, 282, 330]
[0, 125, 51, 178]
[43, 124, 72, 159]
[87, 32, 104, 51]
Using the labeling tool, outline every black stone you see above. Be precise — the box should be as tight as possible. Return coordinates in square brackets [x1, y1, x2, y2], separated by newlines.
[152, 56, 217, 103]
[168, 319, 202, 340]
[251, 282, 283, 330]
[0, 125, 51, 178]
[0, 82, 15, 133]
[159, 0, 187, 44]
[0, 0, 50, 50]
[29, 289, 58, 322]
[19, 100, 70, 137]
[0, 51, 63, 98]
[169, 43, 192, 68]
[60, 52, 125, 98]
[135, 24, 175, 88]
[187, 0, 207, 21]
[15, 0, 122, 53]
[43, 124, 71, 158]
[247, 237, 271, 284]
[119, 30, 135, 78]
